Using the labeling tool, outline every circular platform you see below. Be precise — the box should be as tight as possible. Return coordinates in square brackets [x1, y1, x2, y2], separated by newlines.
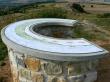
[1, 18, 108, 61]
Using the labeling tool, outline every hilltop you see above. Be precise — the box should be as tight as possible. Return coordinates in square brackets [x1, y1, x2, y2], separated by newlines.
[0, 0, 65, 8]
[0, 2, 110, 82]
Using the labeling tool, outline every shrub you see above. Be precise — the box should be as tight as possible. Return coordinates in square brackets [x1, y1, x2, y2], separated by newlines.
[0, 61, 6, 66]
[0, 42, 7, 61]
[91, 5, 94, 8]
[73, 24, 95, 40]
[71, 3, 85, 13]
[37, 7, 67, 18]
[82, 5, 85, 8]
[97, 13, 110, 18]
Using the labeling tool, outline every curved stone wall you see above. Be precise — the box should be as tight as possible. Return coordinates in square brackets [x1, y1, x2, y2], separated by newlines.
[8, 48, 98, 82]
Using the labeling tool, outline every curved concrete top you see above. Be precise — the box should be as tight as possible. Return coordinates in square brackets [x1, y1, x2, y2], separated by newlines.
[1, 18, 109, 61]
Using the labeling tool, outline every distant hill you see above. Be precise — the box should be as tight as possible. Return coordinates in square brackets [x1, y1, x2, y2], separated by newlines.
[0, 0, 65, 8]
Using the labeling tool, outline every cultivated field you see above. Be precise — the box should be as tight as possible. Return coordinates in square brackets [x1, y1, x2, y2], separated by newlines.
[80, 3, 110, 13]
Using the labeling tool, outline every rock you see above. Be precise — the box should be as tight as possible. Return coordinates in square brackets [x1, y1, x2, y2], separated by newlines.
[32, 73, 44, 82]
[16, 56, 25, 68]
[51, 77, 66, 82]
[19, 68, 31, 80]
[12, 69, 19, 82]
[24, 57, 41, 72]
[84, 72, 97, 82]
[67, 63, 82, 76]
[56, 77, 66, 82]
[48, 76, 55, 82]
[68, 64, 76, 76]
[43, 62, 62, 75]
[68, 75, 85, 82]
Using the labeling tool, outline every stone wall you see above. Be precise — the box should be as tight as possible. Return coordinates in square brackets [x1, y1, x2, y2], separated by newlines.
[8, 48, 98, 82]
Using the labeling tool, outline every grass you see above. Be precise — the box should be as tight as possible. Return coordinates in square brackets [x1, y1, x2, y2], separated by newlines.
[0, 42, 7, 61]
[90, 18, 110, 31]
[73, 25, 95, 40]
[73, 23, 109, 41]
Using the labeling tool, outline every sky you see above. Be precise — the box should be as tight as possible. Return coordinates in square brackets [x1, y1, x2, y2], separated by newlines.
[0, 0, 48, 3]
[0, 0, 110, 4]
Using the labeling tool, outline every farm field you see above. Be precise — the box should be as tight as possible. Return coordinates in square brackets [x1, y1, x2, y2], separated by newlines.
[80, 3, 110, 13]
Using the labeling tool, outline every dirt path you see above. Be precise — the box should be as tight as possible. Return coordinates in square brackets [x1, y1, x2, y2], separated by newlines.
[96, 55, 110, 82]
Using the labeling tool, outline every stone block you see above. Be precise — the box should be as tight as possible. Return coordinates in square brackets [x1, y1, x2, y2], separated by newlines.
[8, 49, 17, 68]
[49, 77, 66, 82]
[24, 57, 41, 71]
[48, 76, 55, 82]
[86, 61, 93, 71]
[19, 68, 31, 80]
[16, 56, 26, 68]
[12, 69, 19, 82]
[68, 75, 85, 82]
[68, 64, 76, 76]
[91, 60, 98, 70]
[80, 63, 88, 73]
[43, 62, 62, 75]
[32, 73, 44, 82]
[82, 61, 98, 72]
[68, 63, 82, 76]
[56, 77, 66, 82]
[19, 77, 27, 82]
[84, 72, 97, 82]
[13, 79, 19, 82]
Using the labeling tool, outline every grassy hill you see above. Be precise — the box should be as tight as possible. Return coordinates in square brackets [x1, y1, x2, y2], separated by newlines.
[0, 3, 110, 61]
[0, 2, 110, 82]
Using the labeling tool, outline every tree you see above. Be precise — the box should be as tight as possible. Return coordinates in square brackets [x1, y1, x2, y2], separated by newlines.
[71, 3, 85, 13]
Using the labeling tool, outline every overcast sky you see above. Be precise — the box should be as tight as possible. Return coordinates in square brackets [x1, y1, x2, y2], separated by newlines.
[0, 0, 110, 4]
[0, 0, 46, 3]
